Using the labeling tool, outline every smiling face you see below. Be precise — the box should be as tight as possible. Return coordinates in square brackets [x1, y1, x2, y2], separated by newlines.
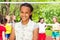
[20, 6, 31, 22]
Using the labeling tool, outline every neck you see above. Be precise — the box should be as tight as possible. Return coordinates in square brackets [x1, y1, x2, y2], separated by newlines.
[11, 20, 15, 22]
[54, 22, 58, 23]
[40, 22, 44, 24]
[22, 19, 29, 25]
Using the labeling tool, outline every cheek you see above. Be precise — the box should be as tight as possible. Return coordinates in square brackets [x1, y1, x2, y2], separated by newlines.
[26, 14, 30, 18]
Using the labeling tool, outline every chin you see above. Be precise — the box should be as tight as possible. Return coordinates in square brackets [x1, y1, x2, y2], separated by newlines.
[22, 19, 27, 21]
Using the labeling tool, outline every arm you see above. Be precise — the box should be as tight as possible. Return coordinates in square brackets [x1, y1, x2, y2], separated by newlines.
[9, 27, 15, 40]
[32, 28, 39, 40]
[2, 31, 6, 40]
[45, 25, 47, 29]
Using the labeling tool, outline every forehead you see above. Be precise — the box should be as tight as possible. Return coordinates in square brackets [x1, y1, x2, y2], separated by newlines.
[6, 16, 10, 18]
[20, 6, 31, 11]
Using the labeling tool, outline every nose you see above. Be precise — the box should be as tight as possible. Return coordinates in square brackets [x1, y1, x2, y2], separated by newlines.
[23, 13, 26, 17]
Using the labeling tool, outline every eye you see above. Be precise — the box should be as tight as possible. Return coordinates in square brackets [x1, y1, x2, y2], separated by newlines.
[21, 11, 24, 13]
[26, 12, 28, 14]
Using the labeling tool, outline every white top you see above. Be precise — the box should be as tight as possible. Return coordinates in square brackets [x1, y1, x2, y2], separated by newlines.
[52, 22, 60, 31]
[38, 23, 46, 33]
[14, 19, 37, 40]
[10, 21, 15, 27]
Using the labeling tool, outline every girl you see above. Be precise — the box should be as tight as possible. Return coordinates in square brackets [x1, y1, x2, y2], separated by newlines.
[52, 16, 60, 40]
[38, 18, 46, 40]
[5, 15, 12, 40]
[9, 3, 38, 40]
[0, 15, 7, 40]
[10, 15, 16, 27]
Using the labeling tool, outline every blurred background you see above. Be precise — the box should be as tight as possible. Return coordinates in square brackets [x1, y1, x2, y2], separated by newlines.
[0, 0, 60, 37]
[0, 0, 60, 2]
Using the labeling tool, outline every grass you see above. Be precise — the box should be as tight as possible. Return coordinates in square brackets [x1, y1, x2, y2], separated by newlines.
[46, 30, 52, 36]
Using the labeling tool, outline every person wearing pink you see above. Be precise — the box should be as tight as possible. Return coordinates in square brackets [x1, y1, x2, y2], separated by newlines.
[0, 25, 6, 40]
[0, 15, 7, 40]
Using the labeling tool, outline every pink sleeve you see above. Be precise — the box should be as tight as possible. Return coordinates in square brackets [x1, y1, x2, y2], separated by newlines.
[2, 27, 6, 32]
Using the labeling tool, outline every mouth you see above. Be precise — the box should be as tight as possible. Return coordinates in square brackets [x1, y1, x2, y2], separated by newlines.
[22, 17, 26, 18]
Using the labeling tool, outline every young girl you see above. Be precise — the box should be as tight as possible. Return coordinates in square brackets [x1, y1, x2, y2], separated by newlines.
[38, 18, 46, 40]
[9, 3, 38, 40]
[52, 16, 60, 40]
[10, 15, 16, 27]
[0, 15, 7, 40]
[5, 15, 12, 40]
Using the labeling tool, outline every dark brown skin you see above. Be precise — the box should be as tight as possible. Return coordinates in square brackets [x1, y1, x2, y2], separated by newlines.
[33, 28, 39, 40]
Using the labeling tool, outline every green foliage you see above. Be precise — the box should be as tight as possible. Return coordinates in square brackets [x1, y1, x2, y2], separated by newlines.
[0, 3, 60, 30]
[0, 0, 60, 2]
[0, 0, 5, 2]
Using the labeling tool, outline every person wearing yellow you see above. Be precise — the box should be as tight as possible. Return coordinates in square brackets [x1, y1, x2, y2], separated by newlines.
[5, 15, 12, 40]
[5, 23, 12, 37]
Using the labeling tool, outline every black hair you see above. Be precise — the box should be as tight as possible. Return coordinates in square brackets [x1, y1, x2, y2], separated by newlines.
[0, 17, 7, 24]
[39, 18, 44, 22]
[20, 3, 33, 12]
[0, 14, 3, 23]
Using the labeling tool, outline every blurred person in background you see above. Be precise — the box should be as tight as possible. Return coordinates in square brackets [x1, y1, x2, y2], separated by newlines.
[38, 18, 47, 40]
[5, 15, 12, 40]
[10, 15, 16, 27]
[51, 16, 60, 40]
[0, 14, 7, 40]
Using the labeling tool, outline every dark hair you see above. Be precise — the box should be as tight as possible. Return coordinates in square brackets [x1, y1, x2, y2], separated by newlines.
[0, 14, 3, 23]
[39, 18, 44, 22]
[20, 3, 33, 12]
[0, 17, 7, 24]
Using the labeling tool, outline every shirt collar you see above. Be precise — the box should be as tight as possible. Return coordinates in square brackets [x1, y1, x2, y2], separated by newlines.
[20, 19, 31, 26]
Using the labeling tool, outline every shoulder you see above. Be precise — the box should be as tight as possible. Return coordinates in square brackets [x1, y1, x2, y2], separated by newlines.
[14, 22, 21, 28]
[30, 20, 38, 28]
[29, 20, 37, 25]
[15, 22, 21, 25]
[0, 26, 5, 29]
[0, 26, 6, 31]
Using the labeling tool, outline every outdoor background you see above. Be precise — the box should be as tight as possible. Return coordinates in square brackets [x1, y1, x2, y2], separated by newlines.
[0, 0, 60, 2]
[0, 0, 60, 40]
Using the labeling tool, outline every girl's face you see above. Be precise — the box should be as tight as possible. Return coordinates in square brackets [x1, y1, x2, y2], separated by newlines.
[40, 19, 44, 23]
[12, 15, 16, 20]
[20, 6, 31, 21]
[53, 17, 57, 23]
[5, 16, 10, 23]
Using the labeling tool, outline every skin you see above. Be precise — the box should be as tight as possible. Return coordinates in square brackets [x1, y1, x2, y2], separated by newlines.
[40, 19, 44, 24]
[9, 6, 38, 40]
[5, 15, 10, 23]
[11, 15, 16, 22]
[2, 31, 6, 40]
[52, 17, 60, 40]
[53, 17, 57, 23]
